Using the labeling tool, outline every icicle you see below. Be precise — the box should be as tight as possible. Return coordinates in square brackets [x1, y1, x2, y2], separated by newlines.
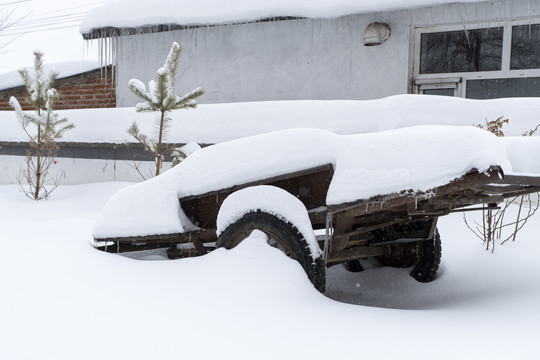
[112, 35, 117, 88]
[527, 0, 532, 30]
[90, 28, 119, 89]
[104, 35, 108, 81]
[98, 35, 103, 78]
[456, 3, 471, 48]
[323, 212, 333, 262]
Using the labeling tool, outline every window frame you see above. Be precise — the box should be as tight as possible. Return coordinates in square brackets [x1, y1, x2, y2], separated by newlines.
[412, 18, 540, 98]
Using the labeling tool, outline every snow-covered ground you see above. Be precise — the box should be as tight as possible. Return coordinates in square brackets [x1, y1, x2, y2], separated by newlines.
[2, 95, 540, 358]
[1, 182, 539, 359]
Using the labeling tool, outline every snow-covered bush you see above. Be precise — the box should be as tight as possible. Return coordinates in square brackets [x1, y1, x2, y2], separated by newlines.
[127, 42, 204, 177]
[9, 50, 74, 200]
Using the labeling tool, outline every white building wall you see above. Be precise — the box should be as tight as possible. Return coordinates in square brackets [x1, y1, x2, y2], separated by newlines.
[0, 155, 170, 185]
[0, 155, 156, 184]
[109, 0, 540, 105]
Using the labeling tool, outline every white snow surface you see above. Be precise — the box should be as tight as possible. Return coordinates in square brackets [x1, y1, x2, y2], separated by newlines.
[93, 125, 523, 239]
[2, 182, 540, 359]
[177, 142, 201, 156]
[501, 136, 540, 175]
[80, 0, 491, 33]
[2, 95, 540, 144]
[216, 185, 321, 259]
[0, 60, 102, 91]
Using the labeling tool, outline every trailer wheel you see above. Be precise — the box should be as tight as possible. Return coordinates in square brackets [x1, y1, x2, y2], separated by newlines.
[376, 243, 417, 268]
[217, 210, 326, 293]
[376, 230, 442, 282]
[410, 231, 442, 282]
[343, 260, 364, 272]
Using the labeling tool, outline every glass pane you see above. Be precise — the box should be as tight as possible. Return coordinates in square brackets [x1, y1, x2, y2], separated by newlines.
[420, 28, 503, 74]
[422, 88, 455, 96]
[466, 77, 540, 99]
[511, 24, 540, 70]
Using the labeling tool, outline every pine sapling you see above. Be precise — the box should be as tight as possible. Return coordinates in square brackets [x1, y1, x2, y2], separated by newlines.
[9, 50, 74, 200]
[127, 42, 204, 177]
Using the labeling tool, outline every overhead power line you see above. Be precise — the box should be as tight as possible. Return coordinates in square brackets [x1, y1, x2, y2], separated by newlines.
[1, 0, 110, 36]
[3, 23, 87, 36]
[0, 0, 31, 8]
[36, 0, 109, 16]
[8, 13, 86, 28]
[0, 13, 86, 36]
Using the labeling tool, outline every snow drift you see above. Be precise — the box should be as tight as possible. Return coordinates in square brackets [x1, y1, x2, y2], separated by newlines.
[92, 125, 535, 239]
[3, 181, 540, 359]
[2, 95, 540, 145]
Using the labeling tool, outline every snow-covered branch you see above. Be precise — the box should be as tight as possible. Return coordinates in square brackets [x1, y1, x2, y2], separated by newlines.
[126, 42, 204, 177]
[9, 50, 74, 200]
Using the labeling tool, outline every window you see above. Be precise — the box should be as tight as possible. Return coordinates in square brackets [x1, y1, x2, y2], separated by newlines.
[422, 88, 455, 96]
[420, 28, 503, 74]
[415, 77, 461, 96]
[511, 24, 540, 70]
[466, 77, 540, 99]
[413, 20, 540, 99]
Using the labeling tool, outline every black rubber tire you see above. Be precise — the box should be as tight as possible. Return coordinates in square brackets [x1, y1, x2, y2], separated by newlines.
[217, 210, 326, 293]
[409, 231, 442, 283]
[376, 243, 417, 268]
[343, 260, 364, 273]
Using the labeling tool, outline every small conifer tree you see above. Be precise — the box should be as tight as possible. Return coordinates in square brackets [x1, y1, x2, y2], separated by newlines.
[127, 42, 204, 177]
[9, 50, 74, 200]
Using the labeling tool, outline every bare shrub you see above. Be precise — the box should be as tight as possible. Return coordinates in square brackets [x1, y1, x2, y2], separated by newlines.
[464, 117, 539, 251]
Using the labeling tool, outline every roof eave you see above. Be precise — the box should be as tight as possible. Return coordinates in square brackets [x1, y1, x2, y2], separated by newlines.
[81, 16, 305, 40]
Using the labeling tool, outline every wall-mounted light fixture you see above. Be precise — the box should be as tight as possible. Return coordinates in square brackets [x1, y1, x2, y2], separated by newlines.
[363, 22, 391, 46]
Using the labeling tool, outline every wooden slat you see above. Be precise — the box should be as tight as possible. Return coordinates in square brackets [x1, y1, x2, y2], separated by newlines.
[95, 232, 185, 244]
[326, 245, 386, 264]
[327, 167, 503, 217]
[179, 163, 334, 202]
[180, 163, 334, 230]
[500, 174, 540, 186]
[94, 229, 216, 245]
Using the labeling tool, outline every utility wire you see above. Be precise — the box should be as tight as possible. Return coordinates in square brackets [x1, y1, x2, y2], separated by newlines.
[0, 0, 31, 7]
[1, 0, 109, 36]
[36, 0, 109, 16]
[0, 14, 86, 36]
[3, 23, 88, 36]
[9, 13, 86, 27]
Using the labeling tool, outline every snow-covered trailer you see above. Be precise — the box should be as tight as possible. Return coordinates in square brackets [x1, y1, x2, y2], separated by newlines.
[92, 127, 540, 292]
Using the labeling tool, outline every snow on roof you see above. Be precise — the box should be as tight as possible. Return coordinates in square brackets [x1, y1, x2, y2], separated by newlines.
[92, 125, 518, 239]
[80, 0, 489, 36]
[0, 61, 102, 91]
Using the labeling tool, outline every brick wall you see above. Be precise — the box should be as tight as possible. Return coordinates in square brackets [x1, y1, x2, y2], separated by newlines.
[0, 66, 116, 111]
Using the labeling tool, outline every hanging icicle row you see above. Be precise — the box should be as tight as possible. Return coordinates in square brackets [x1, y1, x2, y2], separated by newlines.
[89, 28, 118, 89]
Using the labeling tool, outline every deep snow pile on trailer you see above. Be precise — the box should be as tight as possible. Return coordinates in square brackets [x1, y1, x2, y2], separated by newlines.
[93, 126, 540, 292]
